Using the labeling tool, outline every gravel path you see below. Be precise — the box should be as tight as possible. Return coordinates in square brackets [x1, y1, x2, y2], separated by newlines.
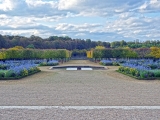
[0, 60, 160, 119]
[0, 108, 160, 120]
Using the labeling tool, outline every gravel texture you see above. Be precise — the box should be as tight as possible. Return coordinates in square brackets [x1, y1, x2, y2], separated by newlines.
[0, 60, 160, 119]
[0, 108, 160, 120]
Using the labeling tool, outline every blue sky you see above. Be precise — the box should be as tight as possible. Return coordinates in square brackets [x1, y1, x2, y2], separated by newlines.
[0, 0, 160, 42]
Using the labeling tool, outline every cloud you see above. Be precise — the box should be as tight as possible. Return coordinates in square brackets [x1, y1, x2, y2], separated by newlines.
[138, 0, 160, 12]
[104, 14, 160, 40]
[55, 23, 102, 34]
[0, 0, 61, 17]
[58, 0, 146, 16]
[0, 0, 160, 41]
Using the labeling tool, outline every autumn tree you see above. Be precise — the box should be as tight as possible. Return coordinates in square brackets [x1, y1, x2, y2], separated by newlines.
[150, 47, 160, 58]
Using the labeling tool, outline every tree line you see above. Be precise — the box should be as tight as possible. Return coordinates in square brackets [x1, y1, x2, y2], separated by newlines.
[87, 47, 160, 59]
[1, 34, 160, 50]
[0, 46, 71, 60]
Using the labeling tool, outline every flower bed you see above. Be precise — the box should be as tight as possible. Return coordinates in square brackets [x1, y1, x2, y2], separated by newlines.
[0, 60, 41, 80]
[99, 60, 119, 66]
[117, 59, 160, 80]
[39, 60, 59, 66]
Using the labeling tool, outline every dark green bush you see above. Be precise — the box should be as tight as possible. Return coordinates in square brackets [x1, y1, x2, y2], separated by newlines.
[129, 68, 137, 76]
[149, 64, 157, 69]
[118, 66, 125, 72]
[152, 70, 160, 77]
[112, 62, 119, 66]
[148, 71, 154, 77]
[47, 63, 59, 66]
[5, 71, 16, 78]
[20, 69, 28, 76]
[0, 65, 7, 70]
[135, 70, 140, 77]
[139, 71, 150, 79]
[0, 72, 5, 78]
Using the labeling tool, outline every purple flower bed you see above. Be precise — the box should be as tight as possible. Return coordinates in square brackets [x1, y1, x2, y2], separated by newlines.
[118, 59, 160, 79]
[0, 60, 41, 79]
[39, 60, 59, 66]
[100, 60, 119, 66]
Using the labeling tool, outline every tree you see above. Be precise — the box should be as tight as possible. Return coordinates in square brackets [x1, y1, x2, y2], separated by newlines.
[111, 41, 120, 48]
[86, 39, 91, 49]
[123, 48, 137, 58]
[120, 40, 127, 47]
[112, 49, 123, 58]
[150, 47, 160, 58]
[95, 46, 105, 49]
[0, 50, 6, 60]
[0, 35, 6, 48]
[134, 48, 151, 58]
[93, 49, 103, 61]
[26, 44, 35, 49]
[103, 49, 113, 58]
[102, 42, 110, 48]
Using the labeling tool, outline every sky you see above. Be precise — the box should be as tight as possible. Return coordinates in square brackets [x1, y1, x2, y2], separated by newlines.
[0, 0, 160, 42]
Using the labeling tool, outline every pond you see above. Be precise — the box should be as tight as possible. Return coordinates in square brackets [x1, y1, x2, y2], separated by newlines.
[51, 66, 105, 70]
[66, 67, 93, 70]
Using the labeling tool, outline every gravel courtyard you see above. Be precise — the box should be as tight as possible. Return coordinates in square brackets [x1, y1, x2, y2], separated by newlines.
[0, 60, 160, 119]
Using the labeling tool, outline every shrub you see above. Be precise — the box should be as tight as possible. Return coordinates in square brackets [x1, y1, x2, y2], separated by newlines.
[148, 71, 154, 78]
[5, 70, 16, 78]
[40, 62, 47, 66]
[0, 65, 7, 70]
[118, 66, 124, 72]
[28, 67, 34, 73]
[39, 61, 59, 66]
[112, 62, 119, 66]
[0, 72, 5, 78]
[47, 62, 59, 66]
[27, 67, 40, 74]
[99, 60, 113, 66]
[35, 67, 40, 72]
[124, 67, 130, 74]
[152, 70, 160, 77]
[149, 64, 157, 69]
[135, 70, 140, 77]
[20, 69, 28, 76]
[129, 68, 137, 76]
[139, 71, 148, 79]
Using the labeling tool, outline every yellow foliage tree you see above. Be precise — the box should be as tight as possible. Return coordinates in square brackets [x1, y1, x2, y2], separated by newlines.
[87, 51, 91, 58]
[87, 49, 93, 58]
[0, 51, 6, 60]
[150, 47, 160, 58]
[66, 50, 71, 58]
[0, 52, 3, 59]
[9, 46, 24, 50]
[95, 46, 105, 49]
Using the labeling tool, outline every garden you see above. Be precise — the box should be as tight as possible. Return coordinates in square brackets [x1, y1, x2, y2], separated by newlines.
[87, 47, 160, 80]
[0, 47, 71, 80]
[99, 59, 160, 80]
[0, 60, 41, 79]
